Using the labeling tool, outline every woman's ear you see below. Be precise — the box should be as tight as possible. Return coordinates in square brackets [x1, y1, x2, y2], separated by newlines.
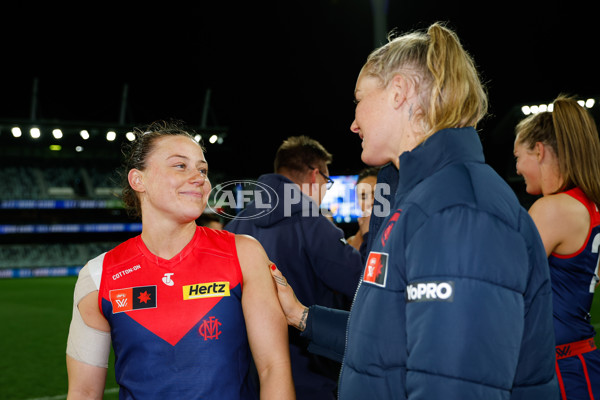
[534, 142, 545, 162]
[390, 74, 408, 110]
[128, 169, 145, 192]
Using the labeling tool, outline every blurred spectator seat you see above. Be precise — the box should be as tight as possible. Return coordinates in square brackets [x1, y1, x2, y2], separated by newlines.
[0, 167, 44, 200]
[42, 167, 86, 198]
[0, 242, 120, 269]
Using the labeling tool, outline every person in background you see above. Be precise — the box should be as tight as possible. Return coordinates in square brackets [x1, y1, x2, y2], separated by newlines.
[66, 120, 294, 400]
[269, 22, 559, 399]
[197, 211, 224, 230]
[225, 135, 363, 400]
[513, 94, 600, 400]
[346, 166, 379, 253]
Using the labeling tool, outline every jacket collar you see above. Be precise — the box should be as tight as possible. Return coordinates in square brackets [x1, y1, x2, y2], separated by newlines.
[397, 127, 484, 194]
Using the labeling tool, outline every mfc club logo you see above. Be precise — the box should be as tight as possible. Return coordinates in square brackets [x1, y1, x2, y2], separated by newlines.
[207, 180, 278, 220]
[199, 316, 222, 340]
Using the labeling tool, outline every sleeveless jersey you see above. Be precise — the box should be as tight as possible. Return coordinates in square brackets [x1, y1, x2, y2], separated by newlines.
[91, 226, 253, 400]
[549, 187, 600, 345]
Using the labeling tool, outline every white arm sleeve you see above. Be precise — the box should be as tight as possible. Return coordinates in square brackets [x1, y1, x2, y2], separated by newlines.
[66, 260, 111, 368]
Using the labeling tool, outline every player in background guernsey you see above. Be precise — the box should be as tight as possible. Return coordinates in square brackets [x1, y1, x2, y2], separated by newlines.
[514, 95, 600, 400]
[66, 121, 295, 400]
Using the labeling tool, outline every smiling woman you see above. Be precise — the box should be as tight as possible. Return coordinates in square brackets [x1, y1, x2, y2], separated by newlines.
[270, 21, 558, 400]
[127, 134, 211, 237]
[65, 120, 295, 400]
[514, 95, 600, 400]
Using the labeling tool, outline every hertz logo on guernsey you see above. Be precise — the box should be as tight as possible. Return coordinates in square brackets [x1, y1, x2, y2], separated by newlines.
[183, 282, 230, 300]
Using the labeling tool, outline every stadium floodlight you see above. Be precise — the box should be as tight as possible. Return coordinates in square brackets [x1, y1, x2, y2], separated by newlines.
[80, 130, 90, 140]
[125, 131, 135, 141]
[30, 127, 41, 139]
[106, 131, 116, 141]
[52, 129, 63, 139]
[194, 134, 202, 143]
[523, 97, 595, 115]
[75, 146, 84, 152]
[11, 127, 22, 137]
[209, 134, 218, 144]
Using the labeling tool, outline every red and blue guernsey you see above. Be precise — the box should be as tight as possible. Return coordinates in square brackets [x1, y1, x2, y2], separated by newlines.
[549, 187, 600, 400]
[89, 227, 254, 400]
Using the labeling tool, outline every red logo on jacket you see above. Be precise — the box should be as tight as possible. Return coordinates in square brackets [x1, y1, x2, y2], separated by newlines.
[363, 252, 389, 287]
[381, 210, 401, 247]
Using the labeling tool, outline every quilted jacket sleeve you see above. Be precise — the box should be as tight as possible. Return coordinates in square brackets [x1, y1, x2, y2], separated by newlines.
[403, 205, 556, 399]
[302, 305, 350, 363]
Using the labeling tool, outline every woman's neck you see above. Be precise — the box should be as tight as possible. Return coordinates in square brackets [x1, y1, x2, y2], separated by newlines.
[141, 221, 197, 260]
[541, 165, 564, 196]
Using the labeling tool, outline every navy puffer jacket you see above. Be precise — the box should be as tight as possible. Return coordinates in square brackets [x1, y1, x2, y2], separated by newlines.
[304, 128, 559, 400]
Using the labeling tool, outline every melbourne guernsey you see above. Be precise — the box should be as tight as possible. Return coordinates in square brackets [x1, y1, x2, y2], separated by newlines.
[549, 187, 600, 400]
[549, 187, 600, 345]
[89, 227, 253, 399]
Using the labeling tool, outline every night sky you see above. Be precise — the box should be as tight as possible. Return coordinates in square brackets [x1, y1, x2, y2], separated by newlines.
[1, 2, 597, 181]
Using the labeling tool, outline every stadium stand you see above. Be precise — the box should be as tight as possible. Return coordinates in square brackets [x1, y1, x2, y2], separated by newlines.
[0, 162, 136, 275]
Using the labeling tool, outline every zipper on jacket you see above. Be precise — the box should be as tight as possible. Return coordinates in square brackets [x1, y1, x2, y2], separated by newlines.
[337, 277, 363, 400]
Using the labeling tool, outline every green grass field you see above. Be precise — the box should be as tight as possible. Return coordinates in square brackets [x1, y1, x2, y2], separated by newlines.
[1, 275, 599, 400]
[0, 277, 118, 400]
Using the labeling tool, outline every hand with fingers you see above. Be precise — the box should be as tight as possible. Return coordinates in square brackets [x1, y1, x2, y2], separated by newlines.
[269, 263, 309, 331]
